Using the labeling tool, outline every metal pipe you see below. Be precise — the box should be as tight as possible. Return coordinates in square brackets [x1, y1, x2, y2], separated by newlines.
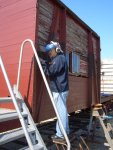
[0, 56, 34, 150]
[16, 39, 71, 150]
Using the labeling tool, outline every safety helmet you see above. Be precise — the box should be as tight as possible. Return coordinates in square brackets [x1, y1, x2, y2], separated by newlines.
[45, 43, 56, 53]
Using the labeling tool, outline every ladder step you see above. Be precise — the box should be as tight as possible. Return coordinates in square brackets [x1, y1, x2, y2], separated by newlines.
[0, 127, 35, 145]
[0, 97, 22, 103]
[0, 111, 27, 122]
[19, 144, 44, 150]
[0, 97, 12, 103]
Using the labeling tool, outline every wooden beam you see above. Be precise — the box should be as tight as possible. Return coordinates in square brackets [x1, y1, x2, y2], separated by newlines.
[48, 6, 60, 42]
[59, 8, 66, 52]
[88, 32, 93, 106]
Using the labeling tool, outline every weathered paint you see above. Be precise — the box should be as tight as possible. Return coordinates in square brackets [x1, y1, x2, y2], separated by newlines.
[0, 0, 100, 127]
[32, 0, 100, 122]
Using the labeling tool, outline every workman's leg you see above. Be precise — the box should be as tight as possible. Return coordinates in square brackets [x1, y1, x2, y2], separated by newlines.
[52, 91, 69, 138]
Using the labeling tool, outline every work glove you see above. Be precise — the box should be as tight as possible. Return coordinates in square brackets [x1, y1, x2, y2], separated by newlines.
[39, 57, 48, 73]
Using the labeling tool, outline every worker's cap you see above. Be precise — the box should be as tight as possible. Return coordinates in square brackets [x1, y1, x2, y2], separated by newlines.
[45, 43, 56, 53]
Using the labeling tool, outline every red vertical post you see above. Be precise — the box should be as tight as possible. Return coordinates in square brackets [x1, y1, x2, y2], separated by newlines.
[93, 50, 99, 105]
[59, 8, 66, 52]
[48, 6, 60, 42]
[88, 31, 99, 106]
[96, 38, 101, 103]
[92, 36, 100, 104]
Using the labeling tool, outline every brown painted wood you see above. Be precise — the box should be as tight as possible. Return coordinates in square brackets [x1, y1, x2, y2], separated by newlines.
[0, 0, 101, 128]
[96, 38, 101, 103]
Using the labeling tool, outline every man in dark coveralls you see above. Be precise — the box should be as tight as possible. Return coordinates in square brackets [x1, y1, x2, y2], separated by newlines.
[41, 41, 69, 141]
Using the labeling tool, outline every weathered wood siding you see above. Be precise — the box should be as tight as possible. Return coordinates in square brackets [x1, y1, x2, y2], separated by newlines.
[34, 77, 88, 121]
[66, 15, 88, 76]
[37, 0, 54, 50]
[0, 0, 100, 124]
[33, 0, 100, 122]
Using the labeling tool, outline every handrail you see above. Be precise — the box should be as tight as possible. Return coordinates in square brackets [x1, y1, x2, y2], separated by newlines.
[17, 39, 71, 150]
[0, 56, 34, 150]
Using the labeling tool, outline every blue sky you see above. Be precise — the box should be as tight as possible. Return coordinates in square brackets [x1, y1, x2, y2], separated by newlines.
[60, 0, 113, 60]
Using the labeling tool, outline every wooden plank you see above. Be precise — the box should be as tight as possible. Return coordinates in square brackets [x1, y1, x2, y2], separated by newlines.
[36, 76, 88, 121]
[0, 0, 21, 7]
[0, 33, 35, 47]
[0, 7, 35, 22]
[66, 16, 88, 57]
[1, 63, 33, 71]
[0, 24, 35, 40]
[0, 19, 35, 32]
[0, 0, 35, 14]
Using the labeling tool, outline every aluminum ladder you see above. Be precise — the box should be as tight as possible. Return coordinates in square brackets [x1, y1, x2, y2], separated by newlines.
[0, 56, 47, 150]
[0, 39, 71, 150]
[16, 39, 70, 150]
[1, 39, 70, 149]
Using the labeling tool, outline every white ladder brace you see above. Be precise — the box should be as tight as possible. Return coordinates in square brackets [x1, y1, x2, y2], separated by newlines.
[0, 56, 47, 150]
[17, 39, 71, 150]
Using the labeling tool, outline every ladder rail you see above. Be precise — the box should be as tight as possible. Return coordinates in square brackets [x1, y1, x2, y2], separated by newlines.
[16, 39, 71, 150]
[13, 85, 47, 149]
[0, 56, 34, 150]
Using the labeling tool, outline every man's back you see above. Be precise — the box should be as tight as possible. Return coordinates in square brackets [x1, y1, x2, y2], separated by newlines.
[47, 53, 69, 92]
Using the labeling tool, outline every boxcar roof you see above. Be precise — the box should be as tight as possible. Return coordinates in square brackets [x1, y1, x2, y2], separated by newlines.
[55, 0, 100, 39]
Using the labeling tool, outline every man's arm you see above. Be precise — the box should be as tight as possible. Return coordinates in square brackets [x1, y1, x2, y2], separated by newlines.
[46, 55, 65, 76]
[39, 57, 48, 73]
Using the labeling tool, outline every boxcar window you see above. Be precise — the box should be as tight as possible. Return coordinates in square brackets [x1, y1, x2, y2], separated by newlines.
[72, 52, 80, 73]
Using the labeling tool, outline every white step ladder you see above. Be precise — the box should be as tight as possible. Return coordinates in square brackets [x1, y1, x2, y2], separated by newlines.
[0, 39, 71, 150]
[0, 56, 47, 150]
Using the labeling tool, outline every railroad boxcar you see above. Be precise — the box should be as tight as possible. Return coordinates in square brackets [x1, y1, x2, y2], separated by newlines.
[0, 0, 100, 125]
